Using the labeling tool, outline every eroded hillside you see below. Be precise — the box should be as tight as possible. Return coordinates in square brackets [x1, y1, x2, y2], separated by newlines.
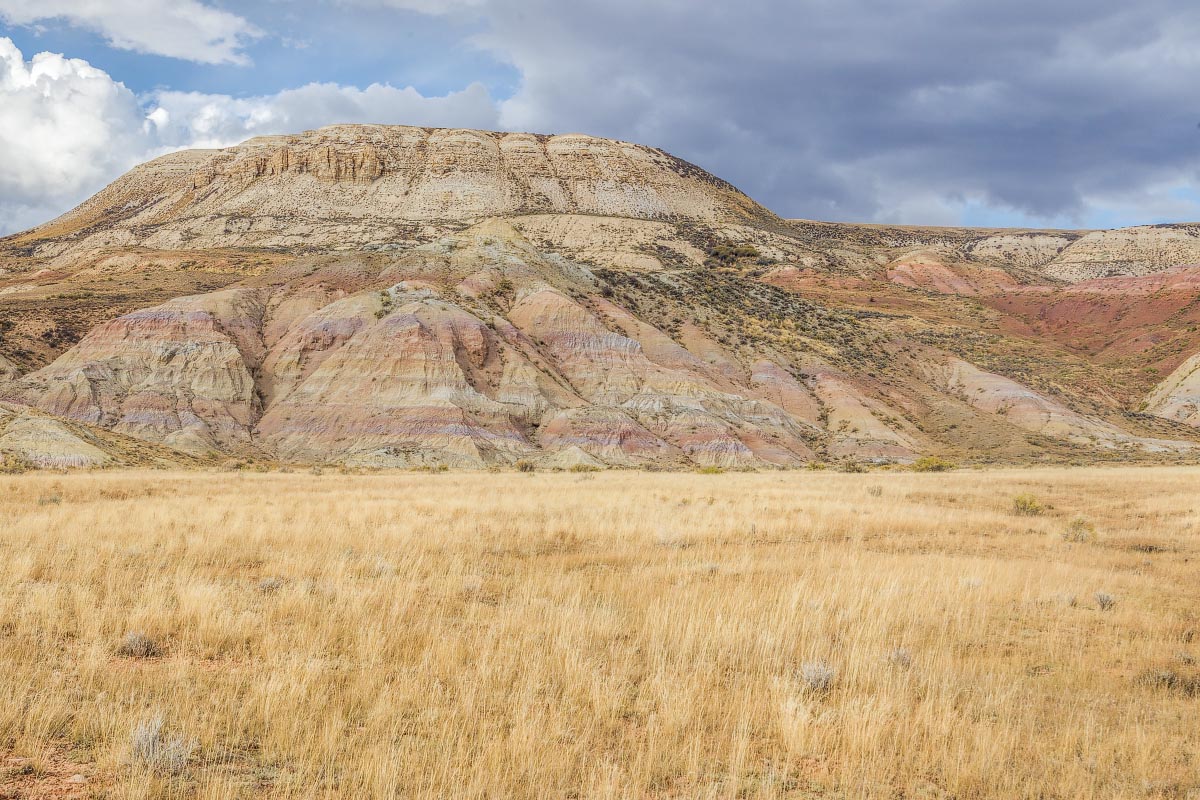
[1, 124, 1198, 468]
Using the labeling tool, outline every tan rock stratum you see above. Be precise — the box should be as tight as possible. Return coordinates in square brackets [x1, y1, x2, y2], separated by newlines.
[2, 124, 1200, 467]
[1145, 353, 1200, 427]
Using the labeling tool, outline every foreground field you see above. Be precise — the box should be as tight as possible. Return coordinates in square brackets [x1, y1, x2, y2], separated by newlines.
[0, 468, 1197, 799]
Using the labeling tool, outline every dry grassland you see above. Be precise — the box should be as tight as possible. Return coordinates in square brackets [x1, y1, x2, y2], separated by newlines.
[0, 467, 1198, 799]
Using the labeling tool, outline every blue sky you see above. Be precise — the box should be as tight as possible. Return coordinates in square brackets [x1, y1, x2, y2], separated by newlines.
[1, 0, 1199, 234]
[1, 4, 518, 98]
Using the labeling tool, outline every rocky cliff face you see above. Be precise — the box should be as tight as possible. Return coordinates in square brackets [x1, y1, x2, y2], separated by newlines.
[2, 124, 1199, 468]
[15, 125, 774, 257]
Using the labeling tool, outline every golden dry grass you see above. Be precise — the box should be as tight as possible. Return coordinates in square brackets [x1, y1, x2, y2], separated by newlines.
[1, 467, 1198, 799]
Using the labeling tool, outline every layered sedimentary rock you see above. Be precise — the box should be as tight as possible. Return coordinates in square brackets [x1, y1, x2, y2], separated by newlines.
[257, 289, 540, 467]
[885, 250, 1019, 296]
[2, 123, 1199, 467]
[791, 221, 1200, 284]
[0, 401, 205, 468]
[1146, 354, 1200, 427]
[1046, 226, 1200, 281]
[1, 222, 927, 467]
[17, 125, 774, 258]
[0, 406, 110, 468]
[6, 290, 262, 454]
[933, 359, 1182, 451]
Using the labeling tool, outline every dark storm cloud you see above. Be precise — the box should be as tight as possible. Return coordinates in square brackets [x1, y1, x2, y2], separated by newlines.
[477, 0, 1200, 223]
[4, 0, 1198, 229]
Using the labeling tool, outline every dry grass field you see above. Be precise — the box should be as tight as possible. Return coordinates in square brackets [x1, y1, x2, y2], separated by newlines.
[0, 467, 1198, 799]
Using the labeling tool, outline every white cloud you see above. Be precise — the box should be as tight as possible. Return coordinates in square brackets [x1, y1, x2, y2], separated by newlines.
[0, 0, 261, 65]
[0, 37, 150, 232]
[336, 0, 486, 14]
[146, 81, 499, 149]
[0, 37, 501, 235]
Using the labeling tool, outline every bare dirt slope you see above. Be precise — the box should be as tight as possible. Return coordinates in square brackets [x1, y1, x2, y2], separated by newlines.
[2, 124, 1199, 467]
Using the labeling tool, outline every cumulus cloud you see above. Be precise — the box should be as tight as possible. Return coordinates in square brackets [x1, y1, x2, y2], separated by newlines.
[0, 37, 500, 235]
[146, 81, 498, 149]
[0, 0, 261, 64]
[0, 37, 149, 232]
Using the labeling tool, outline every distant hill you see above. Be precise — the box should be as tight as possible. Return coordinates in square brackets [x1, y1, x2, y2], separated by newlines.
[2, 124, 1198, 468]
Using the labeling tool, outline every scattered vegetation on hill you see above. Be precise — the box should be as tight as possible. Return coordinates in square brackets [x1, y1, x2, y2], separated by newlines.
[704, 242, 761, 267]
[593, 267, 891, 369]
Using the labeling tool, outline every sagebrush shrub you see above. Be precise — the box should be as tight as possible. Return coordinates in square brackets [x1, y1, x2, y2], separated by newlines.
[912, 456, 955, 472]
[799, 661, 836, 694]
[1063, 516, 1095, 542]
[130, 714, 193, 773]
[886, 647, 913, 669]
[257, 577, 285, 594]
[1136, 669, 1200, 697]
[0, 453, 32, 474]
[1011, 493, 1044, 516]
[116, 631, 161, 659]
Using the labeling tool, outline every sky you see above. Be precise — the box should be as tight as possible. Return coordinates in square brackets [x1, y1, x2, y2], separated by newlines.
[1, 0, 1199, 235]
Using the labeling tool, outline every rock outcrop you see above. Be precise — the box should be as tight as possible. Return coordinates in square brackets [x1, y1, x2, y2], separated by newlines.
[1146, 353, 1200, 427]
[0, 405, 110, 468]
[1045, 225, 1200, 281]
[935, 359, 1184, 451]
[6, 289, 262, 454]
[789, 221, 1200, 285]
[2, 124, 1198, 468]
[3, 225, 898, 467]
[0, 401, 207, 469]
[15, 125, 775, 258]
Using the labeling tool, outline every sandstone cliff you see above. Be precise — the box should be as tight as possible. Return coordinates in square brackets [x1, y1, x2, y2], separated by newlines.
[13, 125, 774, 258]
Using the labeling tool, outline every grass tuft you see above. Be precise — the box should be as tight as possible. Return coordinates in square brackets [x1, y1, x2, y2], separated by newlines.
[115, 631, 161, 659]
[129, 714, 193, 774]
